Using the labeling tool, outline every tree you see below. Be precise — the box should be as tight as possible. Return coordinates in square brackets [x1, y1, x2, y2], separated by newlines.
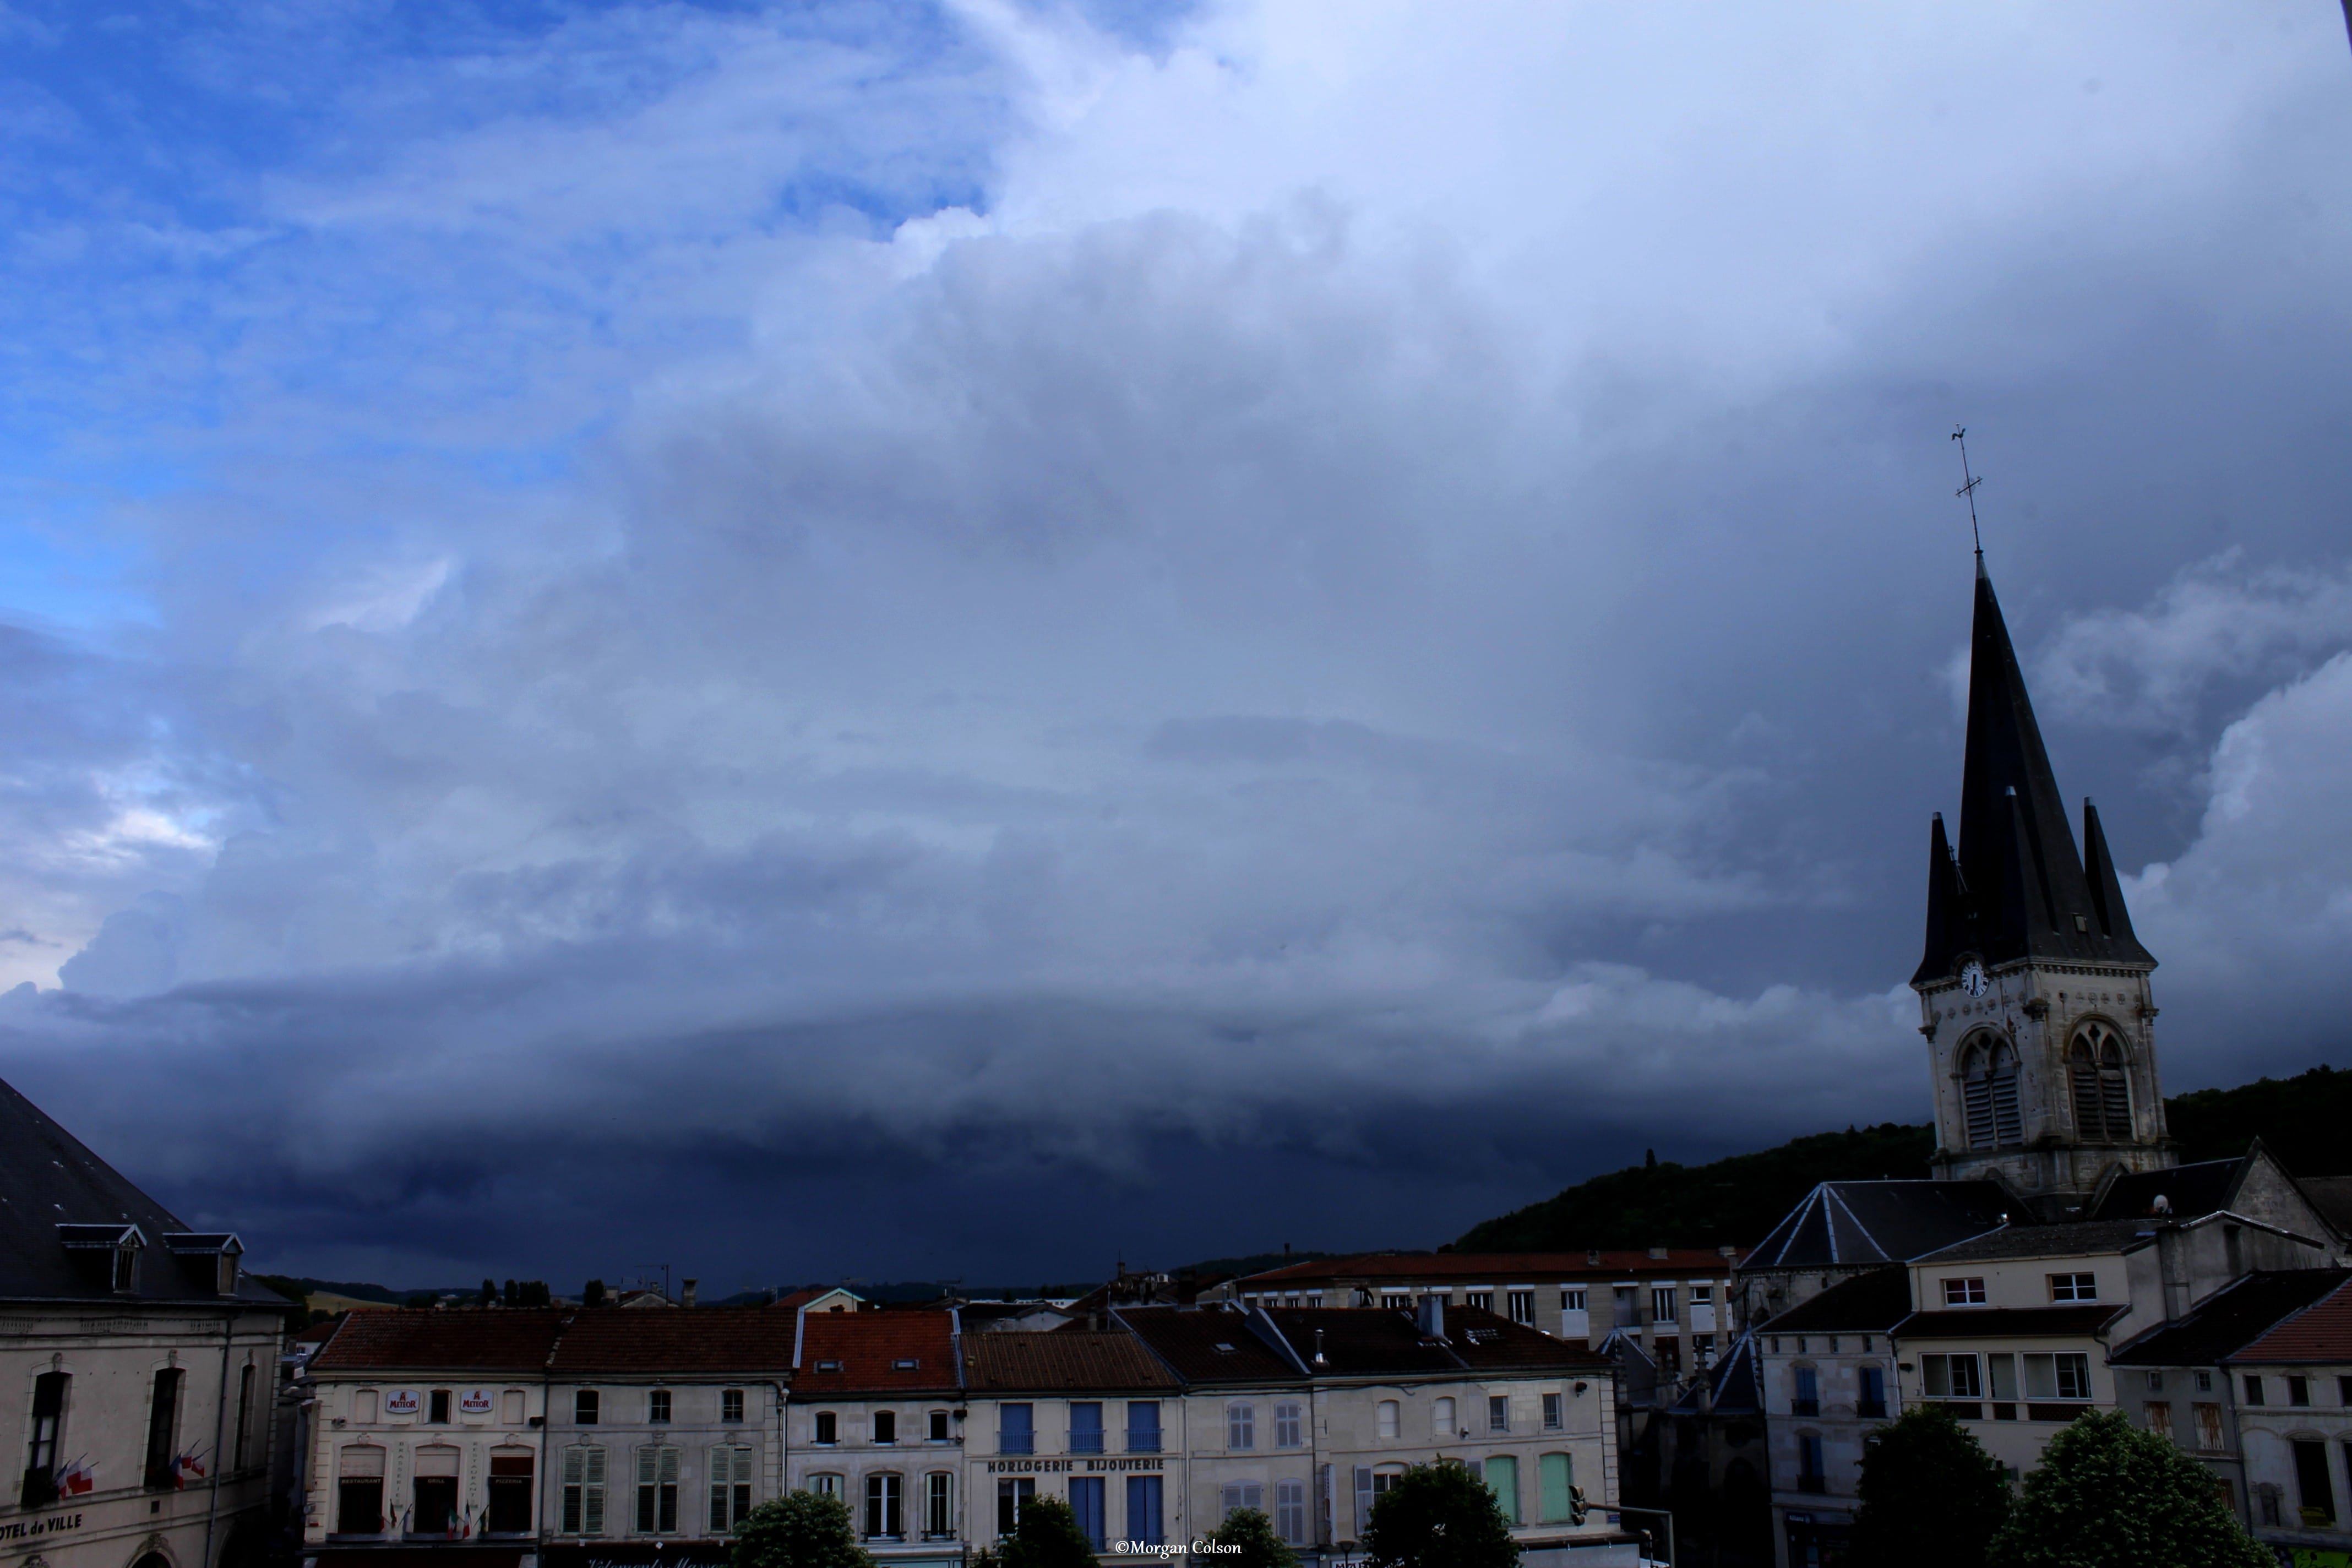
[1204, 1507, 1300, 1568]
[996, 1495, 1096, 1568]
[732, 1491, 873, 1568]
[1849, 1404, 2010, 1568]
[481, 1277, 498, 1305]
[1986, 1410, 2272, 1568]
[583, 1278, 608, 1308]
[1362, 1462, 1522, 1568]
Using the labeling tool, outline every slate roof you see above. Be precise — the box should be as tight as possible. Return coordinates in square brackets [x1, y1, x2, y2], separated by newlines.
[1910, 1219, 2156, 1266]
[1743, 1180, 2011, 1271]
[0, 1073, 291, 1308]
[1916, 565, 2154, 984]
[2230, 1276, 2352, 1365]
[2090, 1158, 2246, 1223]
[1237, 1250, 1735, 1288]
[1891, 1305, 2126, 1340]
[2109, 1271, 2351, 1366]
[2300, 1177, 2352, 1239]
[962, 1331, 1178, 1393]
[310, 1309, 570, 1373]
[1668, 1331, 1761, 1417]
[1757, 1267, 1912, 1335]
[1261, 1306, 1609, 1378]
[547, 1310, 798, 1374]
[794, 1309, 959, 1395]
[1117, 1306, 1301, 1384]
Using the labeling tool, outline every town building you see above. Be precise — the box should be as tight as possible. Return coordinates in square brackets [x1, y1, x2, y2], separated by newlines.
[2106, 1267, 2351, 1525]
[957, 1330, 1180, 1552]
[781, 1309, 962, 1568]
[296, 1308, 800, 1568]
[1116, 1302, 1632, 1565]
[1749, 1269, 1908, 1567]
[1, 1076, 296, 1568]
[1219, 1250, 1740, 1375]
[2224, 1273, 2352, 1557]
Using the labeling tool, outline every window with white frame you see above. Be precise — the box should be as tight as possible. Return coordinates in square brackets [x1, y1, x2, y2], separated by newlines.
[1218, 1482, 1265, 1520]
[865, 1473, 902, 1539]
[1464, 1291, 1494, 1313]
[1652, 1287, 1677, 1322]
[924, 1473, 953, 1538]
[708, 1446, 753, 1533]
[1273, 1402, 1303, 1448]
[1690, 1284, 1713, 1306]
[1274, 1479, 1307, 1544]
[2049, 1273, 2098, 1303]
[1921, 1353, 1984, 1399]
[1507, 1291, 1536, 1325]
[1377, 1400, 1400, 1440]
[635, 1446, 679, 1533]
[1542, 1392, 1563, 1431]
[1382, 1293, 1411, 1311]
[721, 1389, 745, 1424]
[2022, 1353, 2092, 1401]
[561, 1446, 606, 1535]
[1228, 1402, 1256, 1451]
[1488, 1395, 1510, 1434]
[1561, 1288, 1587, 1313]
[814, 1411, 839, 1445]
[1433, 1397, 1456, 1436]
[810, 1474, 843, 1501]
[649, 1390, 671, 1424]
[1941, 1277, 1987, 1306]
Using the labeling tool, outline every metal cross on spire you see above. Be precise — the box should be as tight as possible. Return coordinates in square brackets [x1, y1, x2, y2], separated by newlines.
[1951, 426, 1985, 561]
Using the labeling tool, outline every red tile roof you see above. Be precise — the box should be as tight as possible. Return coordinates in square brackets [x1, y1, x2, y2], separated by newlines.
[310, 1309, 569, 1374]
[963, 1332, 1179, 1393]
[1236, 1250, 1736, 1288]
[795, 1310, 959, 1396]
[2230, 1277, 2352, 1365]
[546, 1311, 799, 1374]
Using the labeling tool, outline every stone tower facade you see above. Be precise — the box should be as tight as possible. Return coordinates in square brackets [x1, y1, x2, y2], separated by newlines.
[1911, 561, 2174, 1218]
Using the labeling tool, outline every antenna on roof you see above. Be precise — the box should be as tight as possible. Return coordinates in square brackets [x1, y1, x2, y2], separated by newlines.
[1951, 427, 1985, 564]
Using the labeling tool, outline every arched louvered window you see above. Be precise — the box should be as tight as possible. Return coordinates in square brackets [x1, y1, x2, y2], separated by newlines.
[2070, 1024, 2132, 1141]
[1962, 1038, 2022, 1148]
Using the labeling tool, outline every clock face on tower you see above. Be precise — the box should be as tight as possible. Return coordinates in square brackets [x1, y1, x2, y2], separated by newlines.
[1959, 960, 1990, 998]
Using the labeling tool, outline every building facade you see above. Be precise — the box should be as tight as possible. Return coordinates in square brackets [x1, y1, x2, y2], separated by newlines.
[781, 1309, 963, 1568]
[2, 1076, 295, 1568]
[1750, 1270, 1908, 1568]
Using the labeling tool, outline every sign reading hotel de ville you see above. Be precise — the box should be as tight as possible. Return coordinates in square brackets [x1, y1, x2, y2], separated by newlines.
[460, 1390, 496, 1415]
[384, 1390, 422, 1417]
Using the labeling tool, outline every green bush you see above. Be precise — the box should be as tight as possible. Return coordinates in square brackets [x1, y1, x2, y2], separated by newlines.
[997, 1495, 1098, 1568]
[1363, 1462, 1522, 1568]
[732, 1490, 874, 1568]
[1986, 1410, 2271, 1568]
[1204, 1506, 1300, 1568]
[1850, 1404, 2011, 1568]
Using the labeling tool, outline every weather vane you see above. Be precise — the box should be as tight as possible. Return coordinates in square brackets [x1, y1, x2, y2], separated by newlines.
[1951, 426, 1984, 560]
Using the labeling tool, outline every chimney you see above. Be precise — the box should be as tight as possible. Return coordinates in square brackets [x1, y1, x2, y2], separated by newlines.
[1718, 1245, 1738, 1259]
[1416, 1295, 1446, 1340]
[1283, 1242, 1293, 1261]
[680, 1279, 698, 1310]
[1585, 1249, 1600, 1267]
[1313, 1330, 1327, 1367]
[1648, 1246, 1668, 1261]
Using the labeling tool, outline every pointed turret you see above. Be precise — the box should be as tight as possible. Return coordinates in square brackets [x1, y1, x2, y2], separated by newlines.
[2080, 798, 2150, 959]
[1915, 565, 2157, 981]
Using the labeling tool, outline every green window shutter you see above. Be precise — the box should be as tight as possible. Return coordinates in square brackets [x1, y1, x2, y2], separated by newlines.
[1539, 1453, 1571, 1523]
[1484, 1456, 1519, 1525]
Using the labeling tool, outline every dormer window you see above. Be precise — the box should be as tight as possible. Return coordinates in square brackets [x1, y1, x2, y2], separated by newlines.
[115, 1243, 140, 1293]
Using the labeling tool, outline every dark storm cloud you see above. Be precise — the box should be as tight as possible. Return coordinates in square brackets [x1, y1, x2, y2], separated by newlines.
[1, 2, 2349, 1284]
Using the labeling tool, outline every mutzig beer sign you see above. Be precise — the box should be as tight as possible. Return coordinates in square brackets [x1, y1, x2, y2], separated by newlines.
[384, 1391, 421, 1417]
[380, 1389, 497, 1418]
[460, 1390, 496, 1416]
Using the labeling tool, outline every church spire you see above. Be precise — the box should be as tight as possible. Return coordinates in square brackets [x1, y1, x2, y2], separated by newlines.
[1914, 565, 2154, 983]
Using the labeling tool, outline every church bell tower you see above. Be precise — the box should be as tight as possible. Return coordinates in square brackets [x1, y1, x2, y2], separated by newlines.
[1913, 559, 2174, 1216]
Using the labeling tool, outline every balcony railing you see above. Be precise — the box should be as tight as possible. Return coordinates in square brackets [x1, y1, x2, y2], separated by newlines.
[1070, 1431, 1104, 1455]
[1790, 1400, 1820, 1418]
[1000, 1434, 1034, 1455]
[1126, 1431, 1161, 1454]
